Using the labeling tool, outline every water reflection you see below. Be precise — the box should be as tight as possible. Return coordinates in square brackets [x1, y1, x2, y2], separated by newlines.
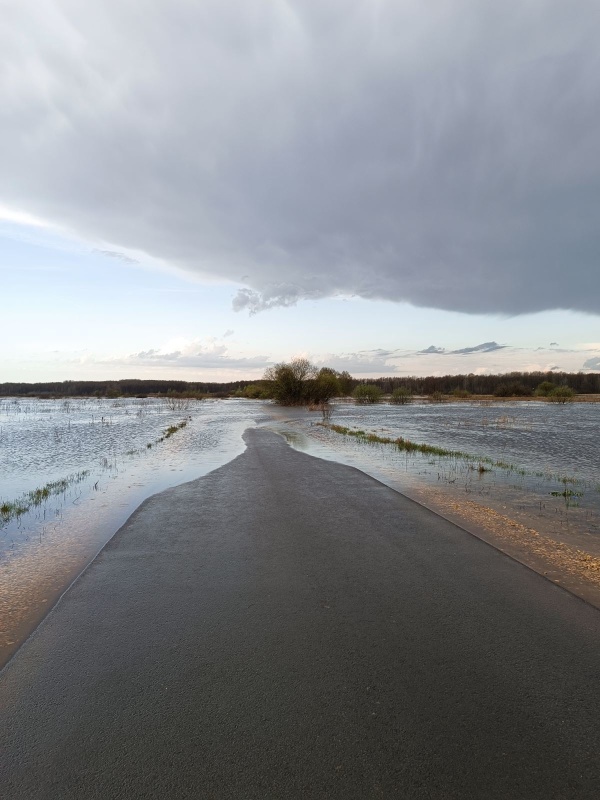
[265, 401, 600, 547]
[2, 397, 599, 666]
[0, 398, 267, 664]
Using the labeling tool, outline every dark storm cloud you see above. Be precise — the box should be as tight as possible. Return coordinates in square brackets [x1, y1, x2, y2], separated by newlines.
[2, 1, 600, 315]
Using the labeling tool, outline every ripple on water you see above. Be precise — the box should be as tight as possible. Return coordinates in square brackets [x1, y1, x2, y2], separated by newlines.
[0, 397, 264, 665]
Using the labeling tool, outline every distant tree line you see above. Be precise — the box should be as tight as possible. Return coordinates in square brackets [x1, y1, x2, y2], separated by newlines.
[351, 370, 600, 396]
[1, 369, 598, 401]
[0, 379, 254, 399]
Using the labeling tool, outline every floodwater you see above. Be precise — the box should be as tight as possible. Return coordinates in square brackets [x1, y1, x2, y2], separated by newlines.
[1, 396, 599, 666]
[327, 400, 600, 484]
[0, 397, 268, 664]
[265, 400, 600, 546]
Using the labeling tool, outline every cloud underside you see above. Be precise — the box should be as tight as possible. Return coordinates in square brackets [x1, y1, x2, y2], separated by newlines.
[418, 341, 506, 355]
[2, 1, 600, 315]
[324, 341, 600, 374]
[119, 346, 270, 371]
[583, 356, 600, 370]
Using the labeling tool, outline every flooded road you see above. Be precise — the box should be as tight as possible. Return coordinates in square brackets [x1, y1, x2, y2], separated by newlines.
[1, 396, 599, 666]
[0, 397, 268, 664]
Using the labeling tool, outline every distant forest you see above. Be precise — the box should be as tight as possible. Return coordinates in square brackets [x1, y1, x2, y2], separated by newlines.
[0, 379, 248, 399]
[1, 370, 599, 398]
[360, 370, 600, 396]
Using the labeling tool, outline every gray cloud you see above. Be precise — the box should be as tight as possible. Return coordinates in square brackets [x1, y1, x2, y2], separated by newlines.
[449, 341, 506, 355]
[319, 349, 401, 374]
[419, 346, 446, 355]
[94, 250, 139, 265]
[122, 349, 270, 370]
[232, 287, 306, 314]
[582, 357, 600, 370]
[109, 338, 271, 370]
[2, 1, 600, 315]
[419, 341, 505, 355]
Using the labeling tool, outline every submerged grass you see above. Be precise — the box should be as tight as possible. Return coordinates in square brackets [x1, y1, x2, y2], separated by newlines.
[130, 419, 190, 455]
[163, 420, 188, 439]
[2, 417, 191, 529]
[325, 423, 470, 459]
[1, 470, 90, 527]
[321, 423, 585, 494]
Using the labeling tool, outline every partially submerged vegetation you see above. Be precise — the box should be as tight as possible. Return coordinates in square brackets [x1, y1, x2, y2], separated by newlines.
[261, 359, 352, 405]
[352, 384, 383, 404]
[143, 418, 190, 452]
[321, 423, 588, 507]
[254, 361, 589, 406]
[1, 471, 90, 527]
[390, 387, 413, 404]
[1, 417, 191, 527]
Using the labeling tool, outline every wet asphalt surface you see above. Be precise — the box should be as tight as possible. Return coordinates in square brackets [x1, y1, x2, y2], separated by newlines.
[2, 429, 600, 799]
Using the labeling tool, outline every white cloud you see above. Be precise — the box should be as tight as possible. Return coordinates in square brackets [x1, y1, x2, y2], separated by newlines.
[110, 338, 271, 371]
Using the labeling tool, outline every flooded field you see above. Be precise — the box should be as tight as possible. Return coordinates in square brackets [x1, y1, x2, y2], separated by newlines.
[267, 400, 600, 600]
[2, 396, 599, 666]
[0, 397, 268, 664]
[328, 400, 600, 485]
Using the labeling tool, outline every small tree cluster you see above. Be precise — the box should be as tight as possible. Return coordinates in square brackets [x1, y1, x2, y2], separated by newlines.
[547, 386, 575, 403]
[535, 381, 556, 397]
[352, 384, 383, 404]
[532, 381, 575, 402]
[390, 387, 413, 405]
[263, 359, 344, 405]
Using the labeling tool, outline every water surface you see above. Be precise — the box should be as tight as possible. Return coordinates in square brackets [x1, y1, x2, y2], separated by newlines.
[0, 397, 267, 663]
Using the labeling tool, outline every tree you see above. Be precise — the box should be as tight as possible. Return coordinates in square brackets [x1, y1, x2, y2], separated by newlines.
[337, 371, 354, 396]
[548, 386, 575, 404]
[308, 368, 341, 403]
[239, 382, 272, 399]
[390, 387, 413, 405]
[264, 358, 317, 405]
[535, 381, 556, 397]
[353, 384, 382, 404]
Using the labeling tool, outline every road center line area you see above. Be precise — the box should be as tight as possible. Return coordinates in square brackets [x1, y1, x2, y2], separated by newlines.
[2, 429, 600, 799]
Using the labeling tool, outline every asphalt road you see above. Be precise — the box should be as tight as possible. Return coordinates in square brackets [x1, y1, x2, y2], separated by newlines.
[2, 429, 600, 799]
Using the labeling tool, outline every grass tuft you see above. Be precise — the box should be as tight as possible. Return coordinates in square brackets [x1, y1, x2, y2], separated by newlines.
[1, 470, 90, 527]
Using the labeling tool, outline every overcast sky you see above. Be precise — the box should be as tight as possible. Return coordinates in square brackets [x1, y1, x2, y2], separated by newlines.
[1, 1, 599, 381]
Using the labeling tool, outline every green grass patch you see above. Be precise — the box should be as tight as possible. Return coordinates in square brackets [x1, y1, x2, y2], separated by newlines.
[322, 423, 583, 489]
[162, 420, 188, 439]
[1, 470, 90, 527]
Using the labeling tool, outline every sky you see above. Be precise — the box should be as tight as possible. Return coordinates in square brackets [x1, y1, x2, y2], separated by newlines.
[1, 0, 599, 383]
